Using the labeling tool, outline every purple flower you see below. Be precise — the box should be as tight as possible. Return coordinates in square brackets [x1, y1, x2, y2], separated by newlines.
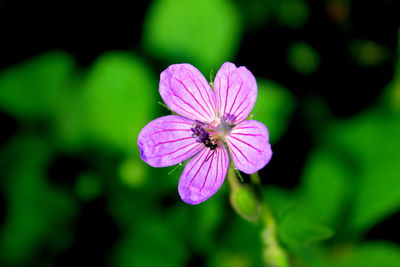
[138, 63, 272, 204]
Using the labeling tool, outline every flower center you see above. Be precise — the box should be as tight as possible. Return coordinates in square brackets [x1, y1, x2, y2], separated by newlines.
[191, 116, 235, 150]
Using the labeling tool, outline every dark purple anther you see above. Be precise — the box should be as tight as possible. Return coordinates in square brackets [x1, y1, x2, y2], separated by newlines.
[191, 121, 210, 143]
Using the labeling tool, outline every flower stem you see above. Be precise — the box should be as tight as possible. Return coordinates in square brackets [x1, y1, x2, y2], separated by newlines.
[260, 203, 290, 267]
[228, 168, 290, 267]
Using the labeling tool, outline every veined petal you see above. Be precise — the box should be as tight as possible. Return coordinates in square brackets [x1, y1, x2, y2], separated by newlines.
[178, 146, 229, 205]
[226, 120, 272, 174]
[159, 64, 217, 123]
[138, 115, 202, 167]
[214, 62, 258, 123]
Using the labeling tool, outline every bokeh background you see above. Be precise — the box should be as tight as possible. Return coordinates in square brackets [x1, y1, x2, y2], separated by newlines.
[0, 0, 399, 266]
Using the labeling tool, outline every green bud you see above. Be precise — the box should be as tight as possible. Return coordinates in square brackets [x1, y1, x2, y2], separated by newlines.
[230, 185, 261, 223]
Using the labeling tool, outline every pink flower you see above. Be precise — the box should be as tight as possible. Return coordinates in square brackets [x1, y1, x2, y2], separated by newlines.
[138, 63, 272, 204]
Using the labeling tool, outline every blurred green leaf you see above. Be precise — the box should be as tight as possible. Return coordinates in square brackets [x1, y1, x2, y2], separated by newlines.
[235, 0, 273, 30]
[0, 137, 76, 265]
[74, 172, 102, 201]
[327, 109, 400, 234]
[278, 210, 334, 251]
[262, 186, 295, 221]
[332, 242, 400, 267]
[211, 250, 253, 267]
[275, 0, 310, 29]
[81, 51, 157, 153]
[349, 40, 391, 67]
[253, 79, 295, 144]
[237, 0, 309, 30]
[118, 156, 149, 188]
[143, 0, 241, 72]
[113, 215, 187, 267]
[50, 72, 95, 151]
[0, 51, 75, 119]
[287, 41, 320, 75]
[211, 214, 264, 267]
[193, 196, 227, 252]
[297, 149, 350, 228]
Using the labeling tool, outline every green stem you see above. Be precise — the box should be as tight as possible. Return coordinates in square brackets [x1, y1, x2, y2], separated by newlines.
[228, 167, 290, 267]
[260, 202, 290, 267]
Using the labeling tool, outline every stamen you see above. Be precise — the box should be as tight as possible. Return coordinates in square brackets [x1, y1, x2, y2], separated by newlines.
[190, 118, 234, 150]
[191, 121, 217, 150]
[191, 121, 210, 143]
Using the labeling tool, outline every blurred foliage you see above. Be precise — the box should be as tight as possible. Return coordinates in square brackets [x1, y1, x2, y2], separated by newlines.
[0, 137, 77, 265]
[81, 51, 157, 153]
[118, 156, 148, 188]
[349, 40, 391, 67]
[253, 79, 295, 144]
[385, 31, 400, 112]
[0, 51, 74, 119]
[262, 30, 400, 266]
[235, 0, 309, 30]
[143, 0, 242, 73]
[325, 242, 400, 267]
[75, 172, 103, 201]
[326, 107, 400, 235]
[278, 211, 334, 252]
[274, 0, 310, 29]
[287, 42, 320, 75]
[0, 0, 399, 266]
[113, 214, 187, 267]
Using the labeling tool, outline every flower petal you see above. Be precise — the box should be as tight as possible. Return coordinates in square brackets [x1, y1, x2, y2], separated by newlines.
[159, 64, 217, 123]
[214, 62, 258, 123]
[178, 146, 229, 205]
[138, 115, 203, 167]
[226, 120, 272, 174]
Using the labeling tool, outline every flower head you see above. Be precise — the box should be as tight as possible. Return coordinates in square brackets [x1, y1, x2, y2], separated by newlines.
[138, 63, 272, 204]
